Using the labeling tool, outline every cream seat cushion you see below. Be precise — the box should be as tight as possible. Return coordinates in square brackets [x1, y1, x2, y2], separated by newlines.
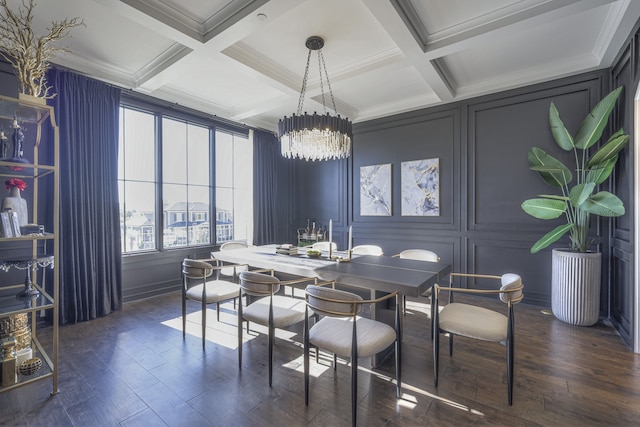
[309, 316, 396, 358]
[438, 303, 507, 342]
[243, 295, 306, 328]
[186, 280, 239, 304]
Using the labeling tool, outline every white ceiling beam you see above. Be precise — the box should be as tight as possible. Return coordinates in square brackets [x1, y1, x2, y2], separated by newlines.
[361, 0, 455, 102]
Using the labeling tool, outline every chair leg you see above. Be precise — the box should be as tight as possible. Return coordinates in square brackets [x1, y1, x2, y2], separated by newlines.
[201, 299, 206, 350]
[333, 353, 337, 371]
[268, 323, 274, 387]
[430, 287, 435, 340]
[433, 327, 439, 387]
[217, 303, 220, 322]
[351, 358, 357, 427]
[181, 294, 186, 339]
[395, 336, 402, 398]
[449, 334, 453, 356]
[304, 312, 310, 406]
[507, 308, 515, 405]
[238, 295, 243, 370]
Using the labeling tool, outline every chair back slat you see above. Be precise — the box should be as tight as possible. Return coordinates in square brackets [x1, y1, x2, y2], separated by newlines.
[398, 249, 440, 262]
[182, 259, 213, 279]
[240, 271, 280, 296]
[306, 285, 363, 317]
[351, 245, 383, 256]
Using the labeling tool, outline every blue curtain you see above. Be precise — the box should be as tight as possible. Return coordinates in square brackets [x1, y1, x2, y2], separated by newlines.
[253, 130, 293, 245]
[48, 69, 123, 324]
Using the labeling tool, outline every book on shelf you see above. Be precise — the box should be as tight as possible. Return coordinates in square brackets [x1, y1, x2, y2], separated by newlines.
[0, 211, 12, 237]
[9, 211, 21, 237]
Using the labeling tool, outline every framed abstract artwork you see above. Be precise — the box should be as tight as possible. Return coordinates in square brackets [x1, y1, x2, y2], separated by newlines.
[401, 158, 439, 216]
[360, 163, 392, 216]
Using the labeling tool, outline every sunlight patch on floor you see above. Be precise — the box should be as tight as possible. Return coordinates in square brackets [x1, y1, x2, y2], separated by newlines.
[161, 301, 300, 350]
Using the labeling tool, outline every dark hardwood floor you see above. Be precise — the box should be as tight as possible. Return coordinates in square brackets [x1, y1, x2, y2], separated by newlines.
[1, 290, 639, 426]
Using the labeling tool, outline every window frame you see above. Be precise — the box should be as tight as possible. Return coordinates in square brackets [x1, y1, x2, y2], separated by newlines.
[119, 94, 250, 255]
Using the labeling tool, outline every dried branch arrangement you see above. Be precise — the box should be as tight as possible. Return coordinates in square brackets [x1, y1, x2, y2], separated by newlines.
[0, 0, 83, 99]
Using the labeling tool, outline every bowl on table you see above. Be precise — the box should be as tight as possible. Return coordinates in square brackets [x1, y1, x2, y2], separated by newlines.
[306, 249, 322, 258]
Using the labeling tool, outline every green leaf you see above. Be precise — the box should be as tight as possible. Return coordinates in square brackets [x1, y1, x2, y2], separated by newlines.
[586, 156, 617, 184]
[528, 147, 572, 187]
[549, 102, 574, 151]
[522, 198, 566, 219]
[582, 191, 625, 217]
[538, 194, 570, 201]
[574, 87, 622, 150]
[585, 132, 629, 168]
[569, 183, 595, 207]
[531, 224, 574, 253]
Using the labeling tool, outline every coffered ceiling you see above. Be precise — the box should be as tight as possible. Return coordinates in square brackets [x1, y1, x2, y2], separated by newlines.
[11, 0, 640, 131]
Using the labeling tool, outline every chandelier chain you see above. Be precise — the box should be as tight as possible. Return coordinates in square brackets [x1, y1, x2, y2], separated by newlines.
[319, 50, 338, 114]
[296, 49, 313, 114]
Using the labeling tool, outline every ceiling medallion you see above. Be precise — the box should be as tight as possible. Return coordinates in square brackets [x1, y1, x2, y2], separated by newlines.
[277, 36, 352, 161]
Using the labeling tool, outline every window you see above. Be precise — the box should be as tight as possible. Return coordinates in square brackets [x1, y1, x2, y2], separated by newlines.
[215, 131, 252, 244]
[119, 108, 156, 252]
[162, 118, 210, 248]
[118, 102, 252, 254]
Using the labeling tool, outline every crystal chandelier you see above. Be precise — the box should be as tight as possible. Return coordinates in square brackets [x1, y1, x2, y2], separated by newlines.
[278, 36, 352, 161]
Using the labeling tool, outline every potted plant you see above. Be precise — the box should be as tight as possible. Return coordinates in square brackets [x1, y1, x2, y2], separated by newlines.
[521, 86, 629, 326]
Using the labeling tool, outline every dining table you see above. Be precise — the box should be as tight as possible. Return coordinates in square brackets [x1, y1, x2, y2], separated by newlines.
[213, 244, 452, 365]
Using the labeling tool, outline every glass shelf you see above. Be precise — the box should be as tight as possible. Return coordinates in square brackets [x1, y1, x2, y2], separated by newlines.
[0, 95, 51, 124]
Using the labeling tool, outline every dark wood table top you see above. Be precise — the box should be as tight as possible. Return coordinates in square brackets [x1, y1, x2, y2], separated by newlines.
[214, 245, 451, 297]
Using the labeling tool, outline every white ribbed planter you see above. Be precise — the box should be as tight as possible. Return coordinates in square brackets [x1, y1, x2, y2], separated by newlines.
[551, 249, 601, 326]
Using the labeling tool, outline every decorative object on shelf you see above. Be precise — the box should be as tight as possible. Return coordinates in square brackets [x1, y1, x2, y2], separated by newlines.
[20, 223, 44, 235]
[521, 86, 629, 326]
[2, 178, 28, 226]
[0, 211, 12, 237]
[401, 158, 440, 216]
[0, 0, 83, 99]
[278, 36, 352, 161]
[1, 336, 17, 386]
[0, 256, 54, 301]
[11, 117, 24, 161]
[360, 163, 392, 216]
[0, 127, 8, 159]
[18, 357, 42, 376]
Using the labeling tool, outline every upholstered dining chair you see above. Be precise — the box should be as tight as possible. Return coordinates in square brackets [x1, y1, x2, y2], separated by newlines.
[220, 241, 248, 251]
[304, 285, 401, 427]
[181, 258, 247, 349]
[311, 241, 337, 252]
[393, 249, 441, 320]
[216, 241, 249, 278]
[432, 273, 524, 405]
[237, 270, 322, 387]
[351, 244, 384, 256]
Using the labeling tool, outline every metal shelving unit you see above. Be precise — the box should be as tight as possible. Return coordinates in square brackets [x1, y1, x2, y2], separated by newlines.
[0, 95, 59, 395]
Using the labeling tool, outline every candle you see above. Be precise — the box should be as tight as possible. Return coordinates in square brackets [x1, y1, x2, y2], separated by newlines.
[328, 219, 332, 245]
[348, 225, 352, 252]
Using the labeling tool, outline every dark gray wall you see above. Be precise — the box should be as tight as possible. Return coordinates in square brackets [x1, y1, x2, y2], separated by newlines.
[608, 19, 639, 347]
[293, 71, 614, 310]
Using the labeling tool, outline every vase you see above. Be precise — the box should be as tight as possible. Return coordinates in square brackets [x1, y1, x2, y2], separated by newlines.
[551, 249, 601, 326]
[1, 187, 28, 226]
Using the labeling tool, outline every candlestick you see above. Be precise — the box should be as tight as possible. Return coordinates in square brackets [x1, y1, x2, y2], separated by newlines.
[329, 219, 333, 258]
